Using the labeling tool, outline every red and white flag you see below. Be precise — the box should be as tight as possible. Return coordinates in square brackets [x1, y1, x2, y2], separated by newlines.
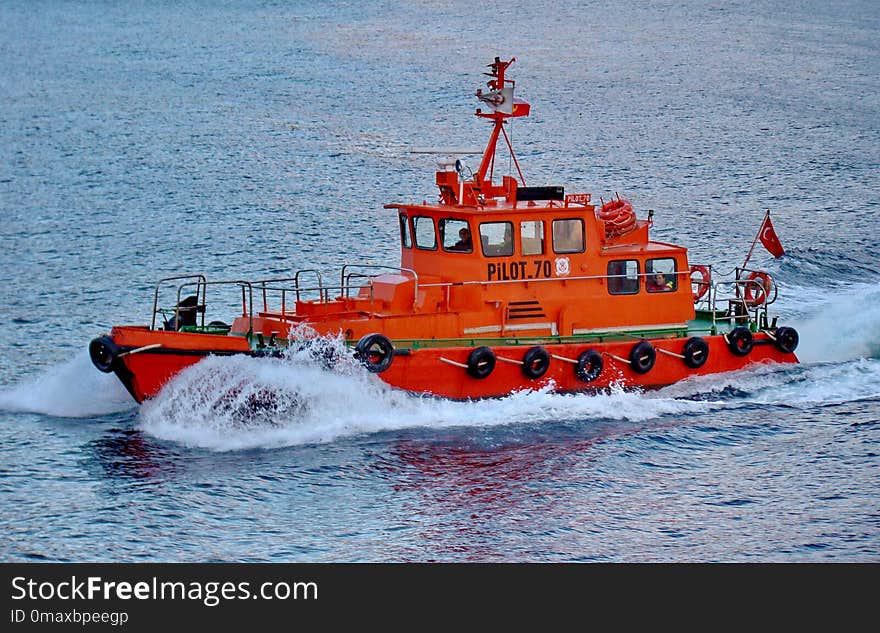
[759, 214, 785, 258]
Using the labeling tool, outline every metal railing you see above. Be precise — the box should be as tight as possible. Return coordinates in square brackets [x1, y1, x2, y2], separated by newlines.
[340, 265, 419, 306]
[691, 265, 778, 331]
[149, 263, 779, 338]
[151, 275, 207, 331]
[250, 270, 326, 318]
[149, 266, 418, 333]
[150, 276, 254, 334]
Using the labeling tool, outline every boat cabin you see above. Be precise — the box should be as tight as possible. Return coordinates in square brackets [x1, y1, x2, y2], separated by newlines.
[383, 182, 694, 338]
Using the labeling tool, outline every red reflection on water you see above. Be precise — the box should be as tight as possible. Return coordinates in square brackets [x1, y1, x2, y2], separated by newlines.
[378, 437, 598, 560]
[91, 430, 175, 482]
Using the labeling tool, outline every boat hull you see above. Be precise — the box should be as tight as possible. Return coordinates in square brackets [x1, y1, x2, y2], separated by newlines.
[376, 335, 796, 398]
[98, 326, 251, 403]
[96, 326, 797, 403]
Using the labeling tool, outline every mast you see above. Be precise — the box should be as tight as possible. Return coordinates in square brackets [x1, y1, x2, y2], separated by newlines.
[433, 57, 531, 207]
[475, 57, 530, 186]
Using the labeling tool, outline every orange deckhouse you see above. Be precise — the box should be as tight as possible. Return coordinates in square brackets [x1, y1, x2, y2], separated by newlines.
[90, 57, 800, 403]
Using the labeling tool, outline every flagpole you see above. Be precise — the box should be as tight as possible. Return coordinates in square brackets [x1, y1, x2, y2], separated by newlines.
[741, 209, 770, 273]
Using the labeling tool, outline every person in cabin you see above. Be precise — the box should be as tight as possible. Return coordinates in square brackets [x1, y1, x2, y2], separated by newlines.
[452, 227, 473, 251]
[647, 272, 674, 292]
[496, 224, 514, 256]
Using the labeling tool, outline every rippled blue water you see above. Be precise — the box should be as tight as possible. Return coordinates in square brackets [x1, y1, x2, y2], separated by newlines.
[1, 0, 878, 561]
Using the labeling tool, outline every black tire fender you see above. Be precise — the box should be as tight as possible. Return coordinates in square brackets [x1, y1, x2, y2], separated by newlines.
[521, 346, 550, 380]
[774, 326, 799, 354]
[683, 336, 709, 369]
[575, 349, 603, 382]
[726, 326, 753, 357]
[89, 336, 119, 373]
[466, 347, 496, 379]
[354, 333, 394, 373]
[629, 341, 656, 374]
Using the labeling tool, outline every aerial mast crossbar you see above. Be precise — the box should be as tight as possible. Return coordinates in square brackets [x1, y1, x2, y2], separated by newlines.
[474, 57, 530, 187]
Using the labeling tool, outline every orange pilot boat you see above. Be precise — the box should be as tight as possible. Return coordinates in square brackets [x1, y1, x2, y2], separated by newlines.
[89, 57, 800, 404]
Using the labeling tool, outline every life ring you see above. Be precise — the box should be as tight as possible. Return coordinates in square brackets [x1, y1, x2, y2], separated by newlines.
[606, 212, 636, 236]
[521, 346, 550, 379]
[575, 349, 603, 382]
[467, 346, 496, 379]
[774, 326, 799, 354]
[89, 336, 119, 373]
[744, 271, 775, 306]
[354, 333, 394, 373]
[599, 198, 637, 238]
[599, 199, 631, 220]
[682, 336, 709, 369]
[629, 341, 656, 374]
[726, 326, 753, 356]
[690, 265, 710, 302]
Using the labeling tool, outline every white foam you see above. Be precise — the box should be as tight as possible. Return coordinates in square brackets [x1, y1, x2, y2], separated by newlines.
[789, 281, 880, 363]
[656, 359, 880, 408]
[0, 351, 135, 418]
[137, 346, 717, 451]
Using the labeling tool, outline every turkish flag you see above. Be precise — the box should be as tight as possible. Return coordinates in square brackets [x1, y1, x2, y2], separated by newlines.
[759, 214, 785, 258]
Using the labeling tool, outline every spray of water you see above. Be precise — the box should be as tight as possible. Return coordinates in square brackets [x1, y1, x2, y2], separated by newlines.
[138, 346, 719, 451]
[789, 281, 880, 363]
[0, 351, 134, 417]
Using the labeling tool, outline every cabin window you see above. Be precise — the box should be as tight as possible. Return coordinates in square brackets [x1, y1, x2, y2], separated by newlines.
[646, 257, 678, 293]
[520, 220, 544, 256]
[607, 259, 640, 295]
[440, 218, 473, 253]
[399, 214, 412, 249]
[552, 218, 585, 254]
[412, 216, 437, 250]
[479, 221, 514, 257]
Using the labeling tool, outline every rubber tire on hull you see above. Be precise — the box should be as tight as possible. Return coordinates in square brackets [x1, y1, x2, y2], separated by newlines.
[521, 346, 550, 380]
[354, 333, 394, 373]
[89, 336, 119, 373]
[575, 349, 603, 383]
[774, 326, 799, 354]
[629, 341, 656, 374]
[467, 347, 496, 379]
[726, 326, 754, 357]
[683, 337, 709, 369]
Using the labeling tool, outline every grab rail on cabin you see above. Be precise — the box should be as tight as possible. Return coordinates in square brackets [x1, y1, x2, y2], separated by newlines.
[419, 268, 695, 289]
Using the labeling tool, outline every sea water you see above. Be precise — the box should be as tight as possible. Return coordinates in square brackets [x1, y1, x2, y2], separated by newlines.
[0, 0, 877, 561]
